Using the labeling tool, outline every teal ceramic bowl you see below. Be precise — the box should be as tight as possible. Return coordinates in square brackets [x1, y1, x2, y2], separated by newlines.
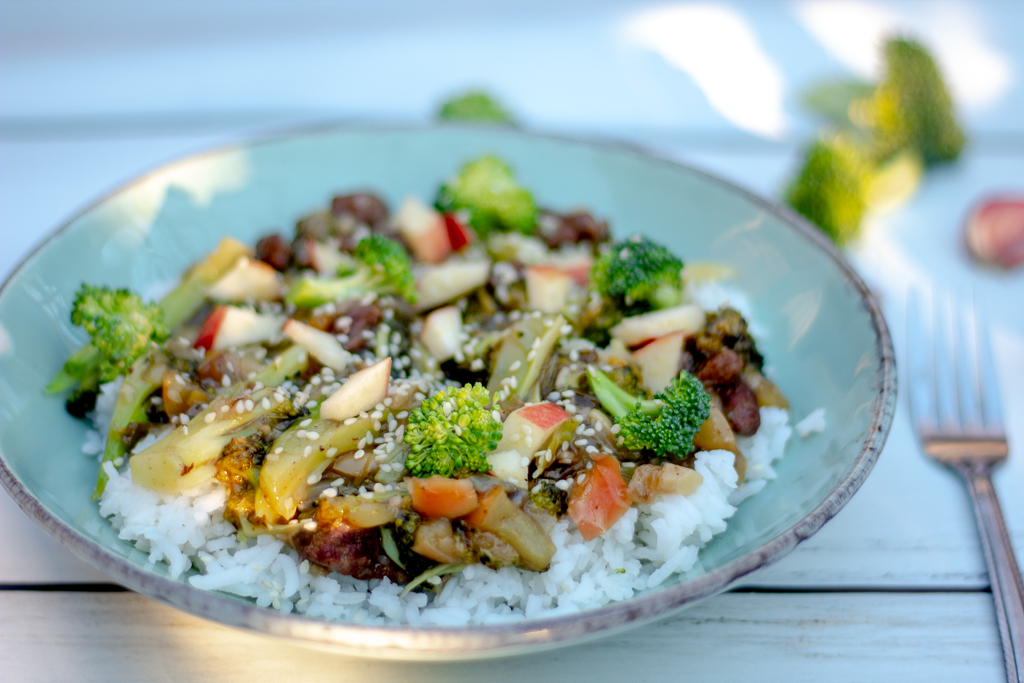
[0, 125, 895, 659]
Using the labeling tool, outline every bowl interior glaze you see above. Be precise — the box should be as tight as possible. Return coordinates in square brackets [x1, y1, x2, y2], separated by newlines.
[0, 126, 895, 659]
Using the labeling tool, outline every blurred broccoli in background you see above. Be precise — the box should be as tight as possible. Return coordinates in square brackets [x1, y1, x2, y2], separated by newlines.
[785, 136, 869, 246]
[436, 155, 537, 237]
[438, 91, 514, 124]
[788, 36, 963, 246]
[858, 38, 965, 165]
[591, 235, 684, 311]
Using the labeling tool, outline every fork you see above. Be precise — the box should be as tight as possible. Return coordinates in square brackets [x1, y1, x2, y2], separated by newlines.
[908, 289, 1024, 682]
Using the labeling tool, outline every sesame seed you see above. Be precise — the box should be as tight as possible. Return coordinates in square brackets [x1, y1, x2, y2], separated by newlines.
[509, 360, 521, 372]
[344, 417, 357, 425]
[355, 450, 365, 460]
[307, 431, 320, 440]
[610, 424, 621, 434]
[204, 413, 215, 424]
[303, 446, 312, 457]
[574, 439, 588, 447]
[262, 398, 271, 410]
[325, 447, 337, 458]
[300, 418, 313, 427]
[221, 375, 232, 388]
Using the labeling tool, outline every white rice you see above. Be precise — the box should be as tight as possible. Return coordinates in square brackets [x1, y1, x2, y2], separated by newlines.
[795, 408, 827, 437]
[95, 407, 792, 625]
[89, 281, 799, 624]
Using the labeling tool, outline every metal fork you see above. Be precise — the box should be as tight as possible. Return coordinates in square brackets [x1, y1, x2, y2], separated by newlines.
[908, 289, 1023, 682]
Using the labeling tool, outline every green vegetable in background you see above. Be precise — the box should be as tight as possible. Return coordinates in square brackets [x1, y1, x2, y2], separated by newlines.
[591, 235, 684, 312]
[435, 155, 537, 237]
[286, 234, 416, 308]
[438, 91, 514, 124]
[785, 136, 870, 246]
[789, 35, 962, 246]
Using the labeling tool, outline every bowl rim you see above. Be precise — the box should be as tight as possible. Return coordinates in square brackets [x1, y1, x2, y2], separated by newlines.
[0, 122, 897, 658]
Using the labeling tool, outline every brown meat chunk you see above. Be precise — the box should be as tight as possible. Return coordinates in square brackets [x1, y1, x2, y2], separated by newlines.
[255, 234, 292, 272]
[721, 381, 760, 436]
[540, 211, 609, 248]
[697, 348, 743, 385]
[331, 193, 388, 227]
[335, 303, 383, 351]
[293, 517, 407, 582]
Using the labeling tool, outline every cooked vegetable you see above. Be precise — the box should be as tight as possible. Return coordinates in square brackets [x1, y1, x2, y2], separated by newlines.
[785, 135, 869, 246]
[93, 353, 168, 497]
[463, 486, 555, 570]
[435, 156, 536, 237]
[529, 479, 568, 517]
[591, 235, 684, 311]
[438, 91, 514, 124]
[404, 383, 502, 478]
[627, 463, 703, 504]
[130, 387, 298, 495]
[408, 476, 479, 519]
[587, 365, 711, 458]
[258, 406, 386, 521]
[286, 234, 416, 308]
[49, 285, 169, 402]
[567, 454, 631, 541]
[486, 314, 566, 400]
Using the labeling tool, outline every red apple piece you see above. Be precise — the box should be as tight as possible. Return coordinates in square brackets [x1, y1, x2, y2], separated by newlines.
[525, 266, 574, 314]
[414, 259, 492, 312]
[611, 303, 704, 347]
[544, 253, 592, 286]
[283, 319, 352, 371]
[320, 357, 392, 422]
[492, 402, 571, 461]
[396, 196, 451, 264]
[196, 306, 285, 351]
[632, 331, 685, 393]
[420, 306, 463, 362]
[444, 213, 475, 252]
[207, 257, 284, 302]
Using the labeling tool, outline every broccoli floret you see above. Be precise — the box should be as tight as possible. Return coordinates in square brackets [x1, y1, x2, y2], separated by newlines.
[435, 156, 536, 237]
[529, 480, 568, 517]
[286, 234, 416, 308]
[438, 91, 514, 124]
[865, 38, 965, 165]
[590, 235, 684, 311]
[60, 284, 169, 391]
[404, 383, 503, 478]
[586, 365, 710, 458]
[785, 136, 869, 246]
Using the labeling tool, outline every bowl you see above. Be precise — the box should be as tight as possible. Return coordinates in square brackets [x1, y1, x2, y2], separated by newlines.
[0, 124, 895, 659]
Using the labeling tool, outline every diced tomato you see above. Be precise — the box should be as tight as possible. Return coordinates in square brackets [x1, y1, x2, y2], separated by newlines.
[568, 455, 631, 541]
[462, 485, 503, 527]
[407, 475, 479, 519]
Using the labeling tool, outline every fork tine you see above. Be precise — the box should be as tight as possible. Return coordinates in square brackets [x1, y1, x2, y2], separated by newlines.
[974, 299, 1005, 432]
[953, 296, 983, 431]
[932, 291, 960, 430]
[907, 287, 936, 431]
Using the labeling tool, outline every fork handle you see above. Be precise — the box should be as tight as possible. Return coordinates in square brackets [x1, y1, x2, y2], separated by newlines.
[953, 461, 1024, 682]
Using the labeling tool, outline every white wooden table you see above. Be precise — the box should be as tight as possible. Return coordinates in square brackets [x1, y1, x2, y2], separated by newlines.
[1, 2, 1021, 680]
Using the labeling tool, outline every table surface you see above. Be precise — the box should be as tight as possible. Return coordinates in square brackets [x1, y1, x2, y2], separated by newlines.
[1, 2, 1022, 680]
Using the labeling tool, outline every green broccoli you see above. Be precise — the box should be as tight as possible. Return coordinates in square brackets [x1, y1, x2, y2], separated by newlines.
[435, 156, 536, 237]
[404, 383, 503, 478]
[286, 234, 416, 308]
[438, 91, 514, 124]
[50, 285, 169, 403]
[785, 136, 869, 246]
[586, 365, 710, 458]
[590, 235, 684, 311]
[864, 38, 965, 165]
[529, 480, 568, 517]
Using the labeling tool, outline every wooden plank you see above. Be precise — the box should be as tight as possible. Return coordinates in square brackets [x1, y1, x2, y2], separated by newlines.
[0, 590, 1004, 682]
